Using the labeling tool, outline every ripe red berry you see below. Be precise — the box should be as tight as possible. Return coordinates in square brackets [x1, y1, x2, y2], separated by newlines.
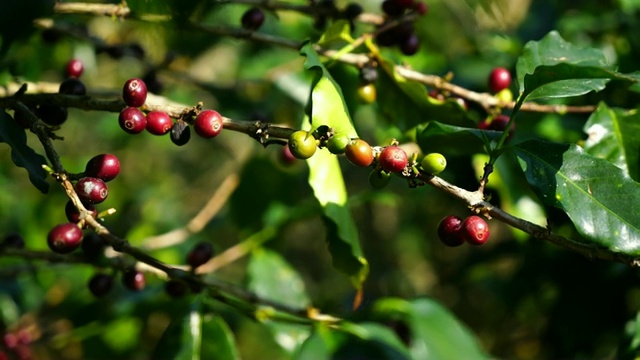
[488, 67, 511, 93]
[88, 273, 114, 297]
[461, 215, 490, 245]
[59, 78, 86, 95]
[85, 153, 120, 182]
[65, 200, 98, 224]
[345, 139, 374, 167]
[165, 279, 188, 298]
[122, 78, 148, 107]
[186, 242, 214, 269]
[379, 146, 408, 173]
[65, 59, 84, 78]
[241, 7, 265, 31]
[122, 269, 146, 291]
[194, 110, 224, 138]
[47, 223, 83, 254]
[118, 107, 147, 134]
[145, 111, 173, 135]
[437, 215, 465, 247]
[75, 177, 109, 204]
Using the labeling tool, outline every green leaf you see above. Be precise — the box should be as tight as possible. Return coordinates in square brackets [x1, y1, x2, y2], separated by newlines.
[583, 103, 640, 181]
[377, 59, 474, 129]
[417, 121, 502, 156]
[247, 248, 311, 354]
[372, 298, 488, 360]
[317, 20, 354, 46]
[0, 111, 49, 193]
[514, 140, 640, 253]
[516, 31, 613, 101]
[200, 315, 241, 360]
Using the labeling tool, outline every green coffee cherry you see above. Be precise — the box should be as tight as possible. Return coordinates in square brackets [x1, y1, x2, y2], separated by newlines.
[421, 153, 447, 174]
[327, 133, 350, 154]
[288, 130, 317, 159]
[368, 169, 391, 189]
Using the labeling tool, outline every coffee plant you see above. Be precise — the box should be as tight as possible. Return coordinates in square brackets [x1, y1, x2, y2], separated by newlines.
[2, 0, 640, 359]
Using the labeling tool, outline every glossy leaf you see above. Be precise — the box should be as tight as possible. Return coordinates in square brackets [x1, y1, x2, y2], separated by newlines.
[317, 20, 354, 46]
[200, 315, 241, 360]
[372, 298, 488, 360]
[514, 140, 640, 253]
[377, 58, 473, 129]
[417, 121, 502, 156]
[583, 103, 640, 181]
[0, 111, 49, 193]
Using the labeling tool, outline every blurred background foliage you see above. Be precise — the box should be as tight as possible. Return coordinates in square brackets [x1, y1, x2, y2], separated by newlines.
[2, 0, 640, 359]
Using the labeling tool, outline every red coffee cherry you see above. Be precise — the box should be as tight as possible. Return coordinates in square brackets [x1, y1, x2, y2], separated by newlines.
[119, 107, 147, 134]
[345, 139, 374, 167]
[65, 59, 84, 78]
[187, 242, 214, 269]
[437, 215, 465, 247]
[88, 273, 114, 297]
[122, 269, 146, 291]
[145, 111, 173, 136]
[85, 153, 120, 182]
[75, 177, 109, 204]
[47, 223, 83, 254]
[379, 146, 408, 173]
[122, 78, 148, 107]
[65, 200, 98, 224]
[194, 110, 223, 138]
[461, 215, 490, 245]
[241, 7, 265, 31]
[488, 67, 511, 93]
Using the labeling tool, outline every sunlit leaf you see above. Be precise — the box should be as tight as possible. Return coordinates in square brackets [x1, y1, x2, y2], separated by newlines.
[317, 20, 354, 46]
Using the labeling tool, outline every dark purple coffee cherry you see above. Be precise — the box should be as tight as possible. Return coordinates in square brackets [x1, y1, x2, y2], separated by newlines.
[81, 232, 105, 260]
[437, 215, 465, 247]
[84, 153, 120, 182]
[170, 121, 191, 146]
[400, 33, 420, 55]
[75, 177, 108, 204]
[343, 3, 363, 20]
[488, 67, 511, 93]
[145, 110, 173, 136]
[461, 215, 490, 245]
[47, 223, 83, 254]
[38, 105, 68, 126]
[122, 78, 147, 107]
[165, 279, 188, 298]
[241, 7, 265, 31]
[382, 0, 405, 16]
[88, 273, 114, 297]
[194, 109, 223, 138]
[379, 146, 408, 173]
[65, 59, 84, 78]
[118, 107, 147, 134]
[2, 233, 25, 249]
[65, 200, 98, 224]
[186, 242, 214, 269]
[142, 70, 164, 94]
[122, 269, 146, 291]
[59, 78, 86, 95]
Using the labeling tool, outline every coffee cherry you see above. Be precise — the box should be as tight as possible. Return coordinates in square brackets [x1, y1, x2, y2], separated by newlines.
[38, 105, 68, 126]
[488, 67, 511, 93]
[187, 242, 214, 269]
[368, 170, 391, 189]
[396, 0, 415, 7]
[326, 133, 350, 155]
[170, 121, 191, 146]
[280, 145, 297, 165]
[65, 200, 98, 224]
[85, 153, 120, 182]
[88, 273, 114, 297]
[488, 114, 515, 141]
[122, 269, 146, 291]
[81, 232, 105, 260]
[241, 7, 265, 31]
[382, 0, 405, 16]
[461, 215, 490, 245]
[145, 110, 173, 136]
[413, 1, 428, 15]
[59, 78, 86, 96]
[65, 59, 84, 78]
[437, 215, 465, 247]
[343, 3, 363, 20]
[379, 146, 408, 173]
[345, 139, 374, 167]
[194, 109, 223, 138]
[47, 223, 83, 254]
[2, 233, 25, 249]
[400, 33, 420, 55]
[357, 83, 377, 104]
[122, 78, 147, 107]
[288, 130, 317, 159]
[119, 107, 147, 134]
[421, 153, 447, 175]
[75, 177, 109, 204]
[165, 279, 188, 298]
[495, 88, 513, 103]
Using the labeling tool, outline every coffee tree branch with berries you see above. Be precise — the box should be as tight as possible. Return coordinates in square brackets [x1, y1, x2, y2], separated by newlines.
[2, 1, 640, 359]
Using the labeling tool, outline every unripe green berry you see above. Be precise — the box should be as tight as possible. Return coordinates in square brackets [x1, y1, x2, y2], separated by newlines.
[288, 130, 317, 159]
[421, 153, 447, 175]
[368, 170, 391, 189]
[326, 133, 350, 154]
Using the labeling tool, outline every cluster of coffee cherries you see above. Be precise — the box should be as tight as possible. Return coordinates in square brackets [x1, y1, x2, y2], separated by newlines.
[118, 78, 224, 146]
[164, 242, 215, 298]
[437, 215, 490, 247]
[478, 67, 515, 139]
[1, 324, 34, 360]
[377, 0, 429, 55]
